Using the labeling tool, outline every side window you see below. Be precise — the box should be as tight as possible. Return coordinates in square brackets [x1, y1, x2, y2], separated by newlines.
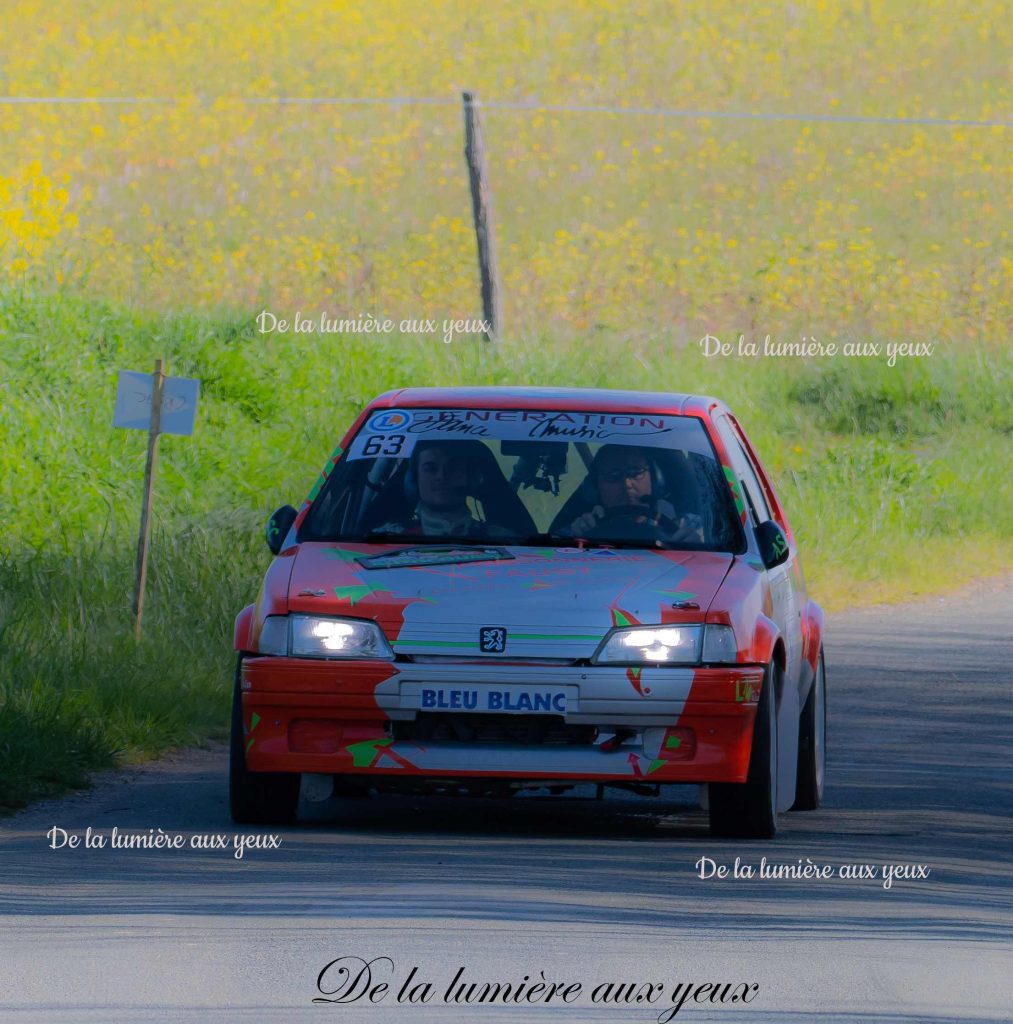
[714, 416, 772, 525]
[729, 417, 788, 532]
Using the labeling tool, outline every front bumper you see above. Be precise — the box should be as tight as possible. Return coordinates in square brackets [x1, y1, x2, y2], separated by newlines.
[240, 657, 764, 784]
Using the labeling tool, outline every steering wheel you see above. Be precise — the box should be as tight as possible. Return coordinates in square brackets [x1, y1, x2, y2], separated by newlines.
[587, 501, 664, 542]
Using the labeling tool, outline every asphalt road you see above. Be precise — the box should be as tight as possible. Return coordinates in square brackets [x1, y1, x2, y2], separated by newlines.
[1, 577, 1011, 1023]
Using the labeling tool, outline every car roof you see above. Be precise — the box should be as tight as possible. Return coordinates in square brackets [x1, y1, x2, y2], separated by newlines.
[366, 386, 729, 418]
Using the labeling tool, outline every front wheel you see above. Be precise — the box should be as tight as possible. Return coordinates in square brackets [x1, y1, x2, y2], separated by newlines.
[229, 655, 300, 825]
[790, 646, 826, 811]
[709, 661, 779, 839]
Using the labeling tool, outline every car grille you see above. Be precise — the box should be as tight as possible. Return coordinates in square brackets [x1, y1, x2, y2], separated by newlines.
[391, 712, 595, 746]
[405, 655, 577, 666]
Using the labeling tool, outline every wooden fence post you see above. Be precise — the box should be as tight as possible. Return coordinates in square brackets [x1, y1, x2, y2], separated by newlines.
[462, 91, 502, 342]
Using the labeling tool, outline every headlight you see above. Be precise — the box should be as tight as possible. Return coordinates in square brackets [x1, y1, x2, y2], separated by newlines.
[595, 625, 702, 664]
[258, 615, 394, 660]
[594, 624, 739, 665]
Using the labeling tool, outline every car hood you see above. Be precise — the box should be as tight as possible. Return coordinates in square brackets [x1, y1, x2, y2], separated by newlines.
[285, 543, 733, 660]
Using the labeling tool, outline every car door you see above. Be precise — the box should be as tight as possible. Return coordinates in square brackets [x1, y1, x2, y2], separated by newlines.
[714, 414, 803, 811]
[726, 415, 808, 691]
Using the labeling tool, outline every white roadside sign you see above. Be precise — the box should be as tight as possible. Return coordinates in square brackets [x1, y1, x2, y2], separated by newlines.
[113, 361, 200, 638]
[113, 370, 200, 435]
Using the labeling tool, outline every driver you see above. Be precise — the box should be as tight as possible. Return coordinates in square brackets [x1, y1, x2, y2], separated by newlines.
[569, 445, 704, 544]
[378, 441, 510, 538]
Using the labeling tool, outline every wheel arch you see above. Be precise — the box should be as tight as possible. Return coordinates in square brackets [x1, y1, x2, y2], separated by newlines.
[801, 598, 826, 674]
[750, 614, 785, 681]
[234, 604, 256, 652]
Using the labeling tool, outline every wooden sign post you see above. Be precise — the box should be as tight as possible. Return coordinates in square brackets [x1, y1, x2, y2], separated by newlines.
[132, 358, 165, 639]
[113, 360, 200, 639]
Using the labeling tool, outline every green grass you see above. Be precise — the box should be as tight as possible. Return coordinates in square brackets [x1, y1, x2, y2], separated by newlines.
[1, 284, 1011, 811]
[0, 527, 254, 811]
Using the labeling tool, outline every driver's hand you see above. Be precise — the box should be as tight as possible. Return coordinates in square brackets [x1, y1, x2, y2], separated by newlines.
[667, 516, 705, 544]
[376, 522, 407, 534]
[571, 505, 605, 535]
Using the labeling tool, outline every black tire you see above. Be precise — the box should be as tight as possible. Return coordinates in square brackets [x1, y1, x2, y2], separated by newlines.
[229, 655, 300, 825]
[790, 646, 826, 811]
[709, 661, 779, 839]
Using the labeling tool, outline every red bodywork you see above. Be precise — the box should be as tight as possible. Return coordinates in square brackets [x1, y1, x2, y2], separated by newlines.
[234, 388, 824, 796]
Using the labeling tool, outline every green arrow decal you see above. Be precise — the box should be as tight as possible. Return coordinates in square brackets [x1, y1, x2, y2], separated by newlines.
[345, 737, 394, 768]
[333, 582, 391, 605]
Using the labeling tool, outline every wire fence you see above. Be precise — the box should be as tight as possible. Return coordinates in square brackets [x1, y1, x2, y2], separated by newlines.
[2, 90, 1007, 331]
[0, 94, 1009, 128]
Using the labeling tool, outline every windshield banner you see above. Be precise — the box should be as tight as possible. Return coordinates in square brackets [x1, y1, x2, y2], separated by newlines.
[346, 408, 691, 460]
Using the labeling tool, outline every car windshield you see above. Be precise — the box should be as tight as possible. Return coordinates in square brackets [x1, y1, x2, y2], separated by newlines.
[299, 408, 746, 552]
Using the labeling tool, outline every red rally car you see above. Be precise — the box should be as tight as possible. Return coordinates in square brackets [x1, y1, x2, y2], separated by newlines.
[231, 387, 827, 838]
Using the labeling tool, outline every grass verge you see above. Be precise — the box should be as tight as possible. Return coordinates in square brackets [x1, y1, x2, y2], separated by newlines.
[1, 286, 1011, 811]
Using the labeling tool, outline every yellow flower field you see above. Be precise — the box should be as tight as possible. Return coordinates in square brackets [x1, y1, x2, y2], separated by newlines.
[0, 0, 1009, 342]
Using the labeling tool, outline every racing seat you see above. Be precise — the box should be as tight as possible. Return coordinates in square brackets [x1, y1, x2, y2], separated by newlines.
[453, 440, 537, 536]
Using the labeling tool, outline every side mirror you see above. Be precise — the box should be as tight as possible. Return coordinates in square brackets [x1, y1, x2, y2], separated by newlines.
[266, 505, 297, 555]
[756, 520, 789, 569]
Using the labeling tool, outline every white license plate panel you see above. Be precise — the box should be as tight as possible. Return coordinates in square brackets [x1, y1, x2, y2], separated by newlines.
[400, 682, 578, 715]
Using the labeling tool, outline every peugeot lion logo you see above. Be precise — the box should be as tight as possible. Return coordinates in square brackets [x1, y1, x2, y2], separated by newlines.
[479, 627, 507, 653]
